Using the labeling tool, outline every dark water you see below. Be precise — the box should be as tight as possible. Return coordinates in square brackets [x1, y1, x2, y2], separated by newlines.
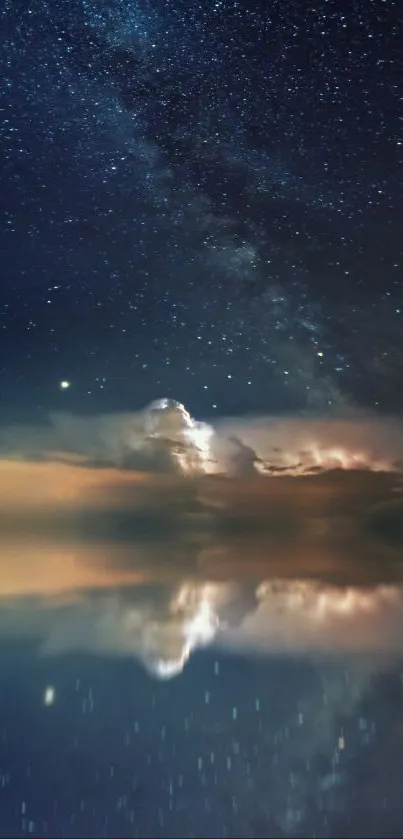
[1, 639, 403, 838]
[1, 541, 403, 838]
[1, 463, 403, 838]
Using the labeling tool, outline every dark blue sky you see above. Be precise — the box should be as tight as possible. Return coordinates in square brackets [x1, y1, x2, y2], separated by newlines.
[1, 0, 402, 421]
[1, 7, 403, 833]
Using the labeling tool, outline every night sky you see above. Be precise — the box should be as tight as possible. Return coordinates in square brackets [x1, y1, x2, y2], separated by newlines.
[1, 0, 402, 421]
[2, 3, 403, 838]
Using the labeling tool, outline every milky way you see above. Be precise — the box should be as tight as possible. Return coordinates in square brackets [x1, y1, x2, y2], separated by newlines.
[1, 0, 402, 422]
[1, 7, 403, 834]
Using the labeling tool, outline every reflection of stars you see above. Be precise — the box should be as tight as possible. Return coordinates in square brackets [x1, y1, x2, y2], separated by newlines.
[43, 686, 56, 706]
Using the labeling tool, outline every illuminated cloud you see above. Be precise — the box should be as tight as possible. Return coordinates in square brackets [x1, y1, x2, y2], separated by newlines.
[0, 398, 402, 681]
[0, 399, 216, 475]
[1, 399, 403, 478]
[213, 411, 403, 475]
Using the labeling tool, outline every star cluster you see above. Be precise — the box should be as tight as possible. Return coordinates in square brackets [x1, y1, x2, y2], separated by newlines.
[0, 0, 402, 419]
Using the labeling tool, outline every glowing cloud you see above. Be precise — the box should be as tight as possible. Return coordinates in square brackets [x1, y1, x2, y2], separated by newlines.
[1, 398, 403, 478]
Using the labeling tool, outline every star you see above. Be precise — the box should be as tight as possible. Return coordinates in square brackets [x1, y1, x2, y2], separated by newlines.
[0, 0, 401, 415]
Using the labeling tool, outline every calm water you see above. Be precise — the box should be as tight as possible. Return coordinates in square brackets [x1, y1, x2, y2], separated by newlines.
[1, 484, 403, 839]
[1, 458, 403, 837]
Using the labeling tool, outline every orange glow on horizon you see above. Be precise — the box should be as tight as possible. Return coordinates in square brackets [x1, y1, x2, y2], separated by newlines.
[0, 458, 150, 510]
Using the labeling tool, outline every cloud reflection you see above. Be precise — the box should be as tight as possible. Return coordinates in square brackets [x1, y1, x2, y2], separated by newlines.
[1, 576, 403, 681]
[0, 401, 403, 680]
[2, 404, 403, 838]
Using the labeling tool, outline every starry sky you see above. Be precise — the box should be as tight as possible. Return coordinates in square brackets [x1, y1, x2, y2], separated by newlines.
[1, 0, 402, 422]
[2, 7, 403, 835]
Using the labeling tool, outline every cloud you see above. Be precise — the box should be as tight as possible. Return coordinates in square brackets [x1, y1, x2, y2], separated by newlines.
[0, 398, 403, 686]
[213, 410, 403, 474]
[1, 400, 403, 579]
[0, 400, 215, 475]
[2, 399, 403, 477]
